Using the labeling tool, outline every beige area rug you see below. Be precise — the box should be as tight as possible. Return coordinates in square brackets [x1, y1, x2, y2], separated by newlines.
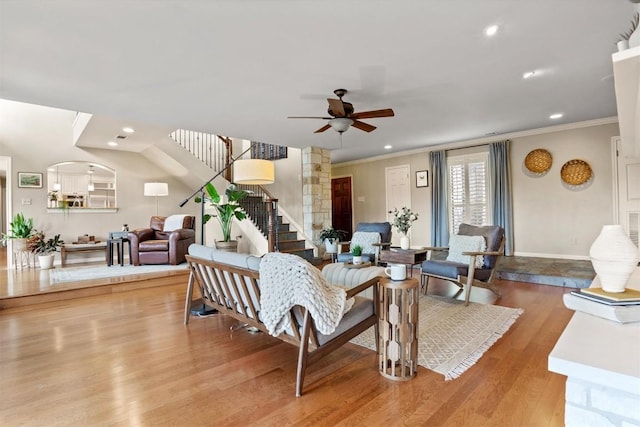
[50, 264, 189, 284]
[350, 295, 523, 380]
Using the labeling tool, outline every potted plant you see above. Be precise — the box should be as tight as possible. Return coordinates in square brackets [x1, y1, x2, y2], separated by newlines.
[29, 231, 64, 269]
[47, 191, 59, 208]
[389, 207, 419, 250]
[196, 182, 249, 252]
[616, 12, 639, 52]
[351, 244, 363, 265]
[319, 227, 347, 254]
[1, 213, 35, 252]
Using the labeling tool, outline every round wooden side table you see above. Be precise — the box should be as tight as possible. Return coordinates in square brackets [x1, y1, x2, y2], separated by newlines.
[378, 277, 419, 381]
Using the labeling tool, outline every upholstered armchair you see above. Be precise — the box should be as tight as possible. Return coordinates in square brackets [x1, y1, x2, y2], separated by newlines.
[336, 222, 392, 265]
[420, 223, 505, 306]
[128, 215, 196, 265]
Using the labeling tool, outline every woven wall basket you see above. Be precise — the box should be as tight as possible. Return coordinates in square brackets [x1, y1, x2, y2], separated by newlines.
[561, 159, 592, 185]
[524, 149, 552, 173]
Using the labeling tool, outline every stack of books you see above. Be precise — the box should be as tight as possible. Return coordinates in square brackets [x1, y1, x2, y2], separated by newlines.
[564, 287, 640, 323]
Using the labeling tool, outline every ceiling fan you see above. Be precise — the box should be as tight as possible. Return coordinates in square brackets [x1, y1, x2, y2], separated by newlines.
[288, 88, 395, 134]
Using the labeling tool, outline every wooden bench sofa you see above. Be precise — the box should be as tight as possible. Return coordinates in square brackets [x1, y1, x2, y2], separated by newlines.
[184, 244, 384, 397]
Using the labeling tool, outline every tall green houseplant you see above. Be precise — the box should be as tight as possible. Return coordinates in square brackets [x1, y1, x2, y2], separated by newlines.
[197, 182, 249, 243]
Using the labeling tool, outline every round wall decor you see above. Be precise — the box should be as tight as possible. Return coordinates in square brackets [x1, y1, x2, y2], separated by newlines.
[561, 159, 592, 185]
[524, 149, 552, 173]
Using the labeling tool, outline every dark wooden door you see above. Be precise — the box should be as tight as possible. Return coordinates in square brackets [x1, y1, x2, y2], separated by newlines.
[331, 177, 353, 240]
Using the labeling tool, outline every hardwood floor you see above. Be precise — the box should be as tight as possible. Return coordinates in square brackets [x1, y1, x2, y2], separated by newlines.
[0, 252, 573, 426]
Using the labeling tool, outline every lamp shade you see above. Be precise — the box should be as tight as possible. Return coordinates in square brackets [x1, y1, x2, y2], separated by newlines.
[233, 159, 275, 185]
[144, 182, 169, 196]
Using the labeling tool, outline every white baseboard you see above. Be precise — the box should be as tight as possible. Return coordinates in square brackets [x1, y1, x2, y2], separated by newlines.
[513, 251, 590, 261]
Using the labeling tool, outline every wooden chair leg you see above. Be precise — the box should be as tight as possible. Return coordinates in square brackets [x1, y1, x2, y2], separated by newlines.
[464, 256, 477, 306]
[184, 272, 194, 325]
[296, 311, 312, 397]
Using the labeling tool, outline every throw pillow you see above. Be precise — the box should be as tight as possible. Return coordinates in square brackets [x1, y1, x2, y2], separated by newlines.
[350, 231, 381, 254]
[446, 234, 486, 268]
[163, 214, 188, 231]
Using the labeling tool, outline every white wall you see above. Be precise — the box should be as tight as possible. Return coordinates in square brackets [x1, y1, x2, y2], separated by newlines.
[511, 123, 617, 258]
[332, 121, 620, 259]
[0, 100, 200, 264]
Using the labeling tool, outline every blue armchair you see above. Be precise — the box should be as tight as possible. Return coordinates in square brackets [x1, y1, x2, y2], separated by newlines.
[420, 223, 505, 306]
[336, 222, 392, 265]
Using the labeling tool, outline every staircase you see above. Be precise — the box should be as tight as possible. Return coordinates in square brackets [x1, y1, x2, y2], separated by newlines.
[169, 130, 318, 262]
[238, 187, 319, 264]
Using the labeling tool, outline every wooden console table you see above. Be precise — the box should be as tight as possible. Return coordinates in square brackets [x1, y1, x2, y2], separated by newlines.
[379, 248, 428, 277]
[60, 243, 108, 266]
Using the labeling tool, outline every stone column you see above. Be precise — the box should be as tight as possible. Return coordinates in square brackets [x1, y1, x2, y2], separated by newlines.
[302, 147, 332, 253]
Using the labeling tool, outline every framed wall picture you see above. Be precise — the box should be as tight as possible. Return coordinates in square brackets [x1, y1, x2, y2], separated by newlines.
[18, 172, 43, 188]
[416, 170, 428, 188]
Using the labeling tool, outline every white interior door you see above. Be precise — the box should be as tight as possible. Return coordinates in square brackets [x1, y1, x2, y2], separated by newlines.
[615, 137, 640, 246]
[385, 165, 411, 246]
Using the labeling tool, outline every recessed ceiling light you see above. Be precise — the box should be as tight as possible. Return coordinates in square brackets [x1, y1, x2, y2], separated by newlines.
[484, 25, 499, 36]
[107, 141, 118, 146]
[549, 113, 563, 119]
[523, 71, 536, 79]
[122, 127, 135, 133]
[384, 145, 392, 150]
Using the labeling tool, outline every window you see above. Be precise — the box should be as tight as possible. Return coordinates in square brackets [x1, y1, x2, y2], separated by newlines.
[448, 152, 491, 233]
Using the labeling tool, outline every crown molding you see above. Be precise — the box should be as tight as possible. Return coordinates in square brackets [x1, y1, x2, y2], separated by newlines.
[333, 116, 619, 168]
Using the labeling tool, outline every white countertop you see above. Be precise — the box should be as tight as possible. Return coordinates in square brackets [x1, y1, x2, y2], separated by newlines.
[548, 267, 640, 395]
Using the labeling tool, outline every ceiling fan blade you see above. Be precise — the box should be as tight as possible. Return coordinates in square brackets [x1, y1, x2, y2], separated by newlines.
[352, 120, 377, 132]
[287, 116, 331, 119]
[351, 108, 395, 119]
[314, 124, 331, 133]
[327, 98, 345, 116]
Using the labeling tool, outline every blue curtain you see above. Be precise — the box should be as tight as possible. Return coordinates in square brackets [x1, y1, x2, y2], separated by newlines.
[429, 150, 449, 246]
[489, 140, 514, 255]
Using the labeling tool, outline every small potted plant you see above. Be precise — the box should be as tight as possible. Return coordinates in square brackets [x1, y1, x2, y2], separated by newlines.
[319, 227, 347, 254]
[29, 231, 64, 269]
[1, 212, 35, 252]
[351, 244, 363, 265]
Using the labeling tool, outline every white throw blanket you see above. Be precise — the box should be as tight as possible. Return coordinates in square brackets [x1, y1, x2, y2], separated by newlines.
[163, 214, 188, 231]
[259, 252, 353, 336]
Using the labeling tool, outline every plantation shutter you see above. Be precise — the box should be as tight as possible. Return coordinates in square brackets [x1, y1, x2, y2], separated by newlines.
[448, 153, 490, 233]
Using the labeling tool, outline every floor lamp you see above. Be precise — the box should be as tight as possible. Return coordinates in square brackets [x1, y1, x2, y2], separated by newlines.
[144, 182, 169, 216]
[180, 144, 275, 316]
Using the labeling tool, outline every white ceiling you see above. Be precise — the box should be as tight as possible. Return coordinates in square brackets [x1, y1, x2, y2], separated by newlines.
[0, 1, 637, 163]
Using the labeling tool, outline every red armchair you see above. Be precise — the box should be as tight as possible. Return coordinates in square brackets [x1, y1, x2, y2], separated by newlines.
[128, 215, 196, 265]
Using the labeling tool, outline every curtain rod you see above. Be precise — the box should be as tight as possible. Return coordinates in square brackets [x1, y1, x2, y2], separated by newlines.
[444, 139, 510, 152]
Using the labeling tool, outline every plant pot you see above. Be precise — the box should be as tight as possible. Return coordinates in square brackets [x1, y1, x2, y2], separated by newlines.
[324, 239, 338, 254]
[617, 40, 630, 52]
[215, 240, 238, 253]
[13, 238, 28, 252]
[589, 225, 640, 293]
[352, 256, 363, 265]
[38, 254, 55, 269]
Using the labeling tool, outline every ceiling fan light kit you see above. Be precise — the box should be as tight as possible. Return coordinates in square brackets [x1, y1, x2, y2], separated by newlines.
[329, 118, 354, 133]
[288, 88, 394, 135]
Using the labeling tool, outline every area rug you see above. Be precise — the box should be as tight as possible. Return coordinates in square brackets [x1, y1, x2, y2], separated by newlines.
[350, 295, 523, 380]
[50, 264, 189, 284]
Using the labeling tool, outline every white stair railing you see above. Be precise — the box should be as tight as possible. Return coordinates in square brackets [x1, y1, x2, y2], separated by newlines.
[169, 129, 227, 172]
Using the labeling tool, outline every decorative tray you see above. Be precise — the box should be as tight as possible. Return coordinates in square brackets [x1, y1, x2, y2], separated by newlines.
[71, 241, 102, 244]
[344, 262, 372, 269]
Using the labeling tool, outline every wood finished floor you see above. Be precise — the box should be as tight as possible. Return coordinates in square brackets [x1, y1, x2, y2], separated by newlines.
[0, 248, 573, 426]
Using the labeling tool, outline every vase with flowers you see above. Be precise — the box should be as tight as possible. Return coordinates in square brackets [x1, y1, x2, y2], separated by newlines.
[389, 207, 419, 250]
